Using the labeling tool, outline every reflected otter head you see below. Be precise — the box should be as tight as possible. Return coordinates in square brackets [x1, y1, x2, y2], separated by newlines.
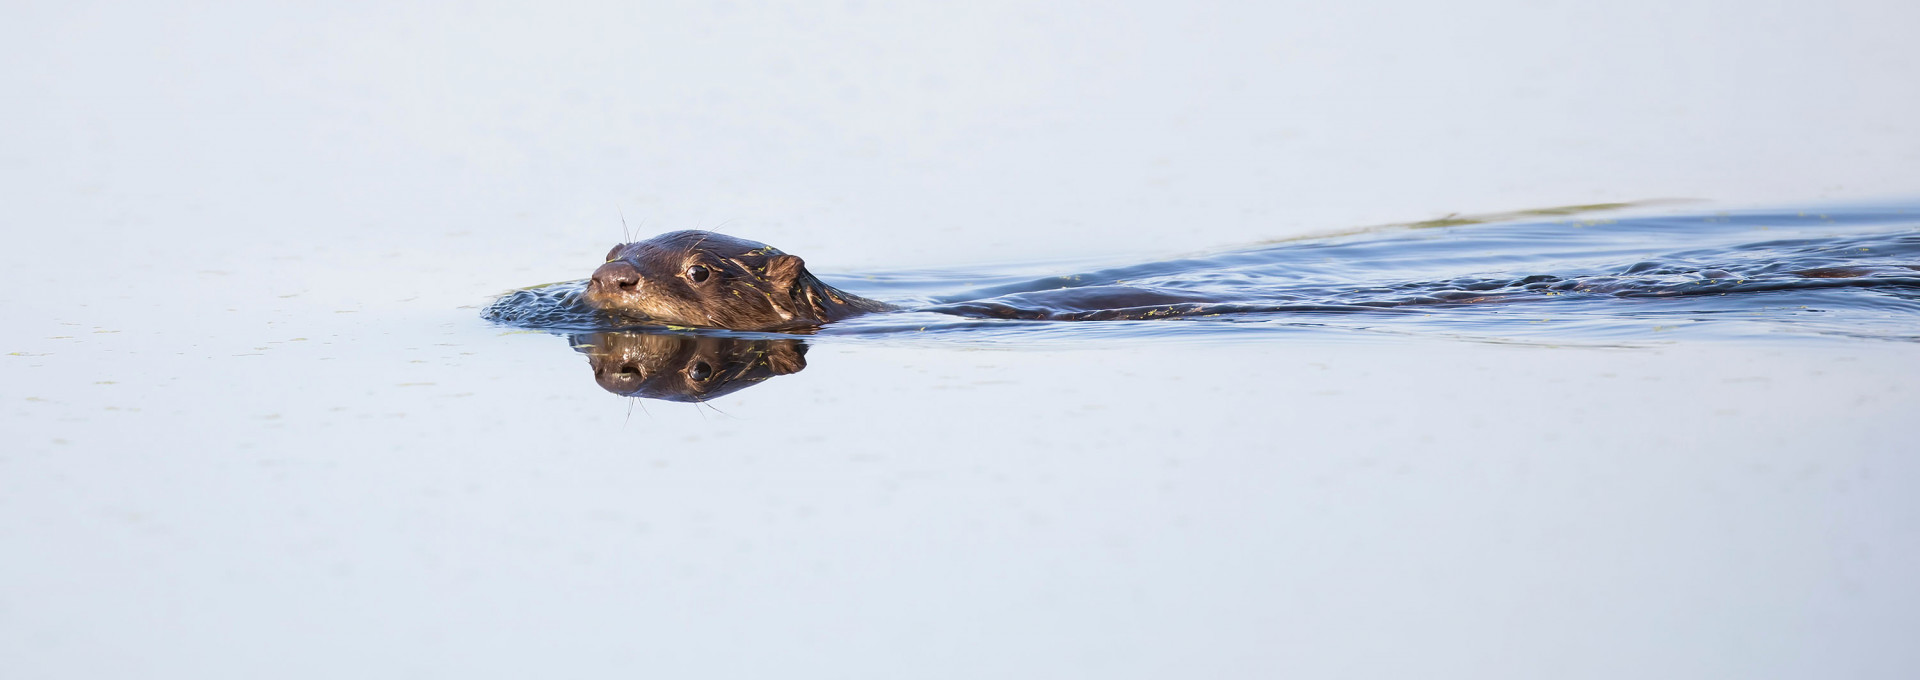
[569, 331, 807, 402]
[581, 230, 887, 331]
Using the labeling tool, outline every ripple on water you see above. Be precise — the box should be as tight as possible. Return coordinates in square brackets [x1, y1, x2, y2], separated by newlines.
[485, 203, 1920, 344]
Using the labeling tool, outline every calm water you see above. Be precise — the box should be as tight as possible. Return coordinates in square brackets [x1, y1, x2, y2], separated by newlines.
[7, 1, 1920, 678]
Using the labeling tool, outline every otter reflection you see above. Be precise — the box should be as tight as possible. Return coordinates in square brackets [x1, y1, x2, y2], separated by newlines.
[568, 331, 807, 402]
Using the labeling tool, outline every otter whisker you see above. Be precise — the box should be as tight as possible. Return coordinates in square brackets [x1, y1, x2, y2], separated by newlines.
[699, 399, 735, 420]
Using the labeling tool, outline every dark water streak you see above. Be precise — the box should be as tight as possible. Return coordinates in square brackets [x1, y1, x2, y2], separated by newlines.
[486, 204, 1920, 344]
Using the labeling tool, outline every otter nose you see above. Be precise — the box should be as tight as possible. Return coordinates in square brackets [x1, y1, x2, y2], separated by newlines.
[591, 262, 642, 293]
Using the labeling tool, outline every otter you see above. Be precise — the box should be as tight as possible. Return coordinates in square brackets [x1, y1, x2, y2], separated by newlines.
[581, 230, 891, 331]
[577, 229, 1228, 329]
[562, 225, 1920, 333]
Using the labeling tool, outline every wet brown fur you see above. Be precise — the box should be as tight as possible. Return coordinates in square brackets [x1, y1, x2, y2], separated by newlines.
[580, 230, 891, 331]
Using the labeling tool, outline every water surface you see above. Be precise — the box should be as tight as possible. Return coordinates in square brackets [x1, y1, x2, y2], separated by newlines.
[490, 203, 1920, 350]
[6, 1, 1920, 677]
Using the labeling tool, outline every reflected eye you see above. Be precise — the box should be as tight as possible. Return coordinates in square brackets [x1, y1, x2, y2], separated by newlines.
[687, 361, 713, 381]
[606, 245, 626, 262]
[685, 264, 711, 283]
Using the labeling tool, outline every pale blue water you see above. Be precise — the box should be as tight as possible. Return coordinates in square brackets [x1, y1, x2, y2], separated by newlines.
[6, 1, 1920, 678]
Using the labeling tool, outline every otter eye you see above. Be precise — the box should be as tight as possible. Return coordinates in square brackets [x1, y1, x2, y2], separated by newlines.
[687, 361, 713, 381]
[685, 264, 711, 283]
[605, 245, 625, 263]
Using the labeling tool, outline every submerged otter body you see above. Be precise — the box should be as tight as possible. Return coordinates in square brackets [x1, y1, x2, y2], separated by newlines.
[566, 224, 1920, 333]
[581, 231, 891, 331]
[578, 229, 1226, 330]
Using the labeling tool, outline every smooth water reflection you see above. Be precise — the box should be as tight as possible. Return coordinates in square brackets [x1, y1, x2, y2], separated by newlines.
[571, 331, 808, 402]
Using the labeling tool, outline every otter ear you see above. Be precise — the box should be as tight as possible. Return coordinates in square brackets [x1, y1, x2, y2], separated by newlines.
[764, 342, 808, 375]
[765, 254, 805, 289]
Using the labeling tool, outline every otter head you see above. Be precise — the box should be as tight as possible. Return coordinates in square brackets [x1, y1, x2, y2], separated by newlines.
[581, 230, 815, 330]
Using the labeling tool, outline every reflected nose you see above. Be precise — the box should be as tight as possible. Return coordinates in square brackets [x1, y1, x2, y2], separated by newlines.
[591, 262, 642, 293]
